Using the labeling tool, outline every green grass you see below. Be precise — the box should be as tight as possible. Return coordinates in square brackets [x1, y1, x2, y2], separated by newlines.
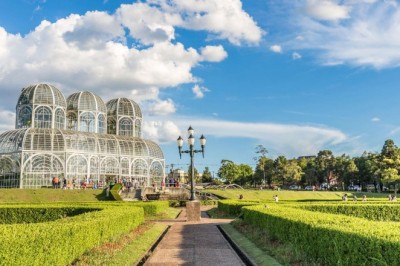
[204, 189, 391, 201]
[0, 188, 108, 202]
[230, 219, 321, 266]
[72, 222, 168, 266]
[220, 223, 281, 266]
[145, 207, 182, 220]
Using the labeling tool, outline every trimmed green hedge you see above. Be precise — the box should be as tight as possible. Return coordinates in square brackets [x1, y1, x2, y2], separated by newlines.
[0, 207, 98, 224]
[131, 201, 169, 215]
[242, 204, 400, 265]
[218, 200, 260, 216]
[0, 204, 144, 266]
[110, 183, 123, 201]
[298, 203, 400, 221]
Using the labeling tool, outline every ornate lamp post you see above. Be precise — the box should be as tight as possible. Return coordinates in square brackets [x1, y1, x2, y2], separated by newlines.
[177, 126, 206, 201]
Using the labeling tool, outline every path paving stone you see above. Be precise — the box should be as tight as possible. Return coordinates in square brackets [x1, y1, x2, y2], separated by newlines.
[144, 207, 246, 266]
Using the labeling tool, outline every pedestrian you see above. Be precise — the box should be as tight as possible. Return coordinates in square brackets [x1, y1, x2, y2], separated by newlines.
[362, 195, 367, 201]
[239, 194, 243, 200]
[342, 194, 348, 201]
[388, 194, 392, 201]
[54, 176, 59, 189]
[106, 184, 110, 197]
[273, 195, 279, 202]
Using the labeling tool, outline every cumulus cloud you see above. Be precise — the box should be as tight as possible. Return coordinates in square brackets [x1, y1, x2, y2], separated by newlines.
[0, 0, 262, 110]
[142, 120, 181, 143]
[152, 0, 264, 45]
[0, 110, 15, 132]
[192, 84, 209, 99]
[164, 116, 348, 157]
[292, 52, 302, 60]
[147, 99, 176, 116]
[200, 45, 227, 62]
[290, 0, 400, 68]
[305, 0, 350, 21]
[117, 0, 263, 46]
[371, 117, 380, 122]
[270, 45, 282, 53]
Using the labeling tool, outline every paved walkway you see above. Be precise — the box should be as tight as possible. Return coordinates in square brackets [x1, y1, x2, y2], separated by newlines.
[144, 207, 246, 266]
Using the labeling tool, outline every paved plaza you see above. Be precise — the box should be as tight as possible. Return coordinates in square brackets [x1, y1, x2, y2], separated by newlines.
[144, 207, 246, 266]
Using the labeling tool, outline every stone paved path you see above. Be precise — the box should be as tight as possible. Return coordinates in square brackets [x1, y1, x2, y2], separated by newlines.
[144, 207, 246, 266]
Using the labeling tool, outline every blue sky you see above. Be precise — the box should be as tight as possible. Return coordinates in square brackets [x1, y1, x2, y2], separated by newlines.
[0, 0, 400, 174]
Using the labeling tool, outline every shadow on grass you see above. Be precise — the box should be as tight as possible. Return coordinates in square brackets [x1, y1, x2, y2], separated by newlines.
[95, 189, 114, 201]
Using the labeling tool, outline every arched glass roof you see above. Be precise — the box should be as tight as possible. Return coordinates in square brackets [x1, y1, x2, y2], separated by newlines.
[16, 84, 66, 108]
[67, 91, 107, 113]
[0, 128, 163, 159]
[0, 129, 26, 153]
[143, 140, 164, 159]
[106, 98, 142, 118]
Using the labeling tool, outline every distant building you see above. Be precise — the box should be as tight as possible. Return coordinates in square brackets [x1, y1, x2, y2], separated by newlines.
[0, 84, 165, 188]
[166, 168, 202, 186]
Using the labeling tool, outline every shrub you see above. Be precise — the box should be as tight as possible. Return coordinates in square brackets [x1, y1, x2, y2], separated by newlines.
[131, 201, 169, 215]
[218, 200, 260, 216]
[0, 206, 98, 224]
[110, 183, 123, 201]
[0, 204, 144, 266]
[242, 204, 400, 265]
[298, 203, 400, 221]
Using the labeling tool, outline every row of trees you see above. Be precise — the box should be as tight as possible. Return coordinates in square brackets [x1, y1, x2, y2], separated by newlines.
[209, 140, 400, 189]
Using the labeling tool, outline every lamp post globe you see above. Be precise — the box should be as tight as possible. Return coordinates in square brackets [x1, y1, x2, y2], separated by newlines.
[177, 127, 206, 201]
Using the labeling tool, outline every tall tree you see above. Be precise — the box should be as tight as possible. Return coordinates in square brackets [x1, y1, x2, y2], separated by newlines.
[236, 164, 254, 186]
[273, 156, 288, 186]
[218, 160, 239, 184]
[202, 167, 212, 183]
[379, 139, 400, 193]
[254, 145, 269, 186]
[315, 150, 336, 187]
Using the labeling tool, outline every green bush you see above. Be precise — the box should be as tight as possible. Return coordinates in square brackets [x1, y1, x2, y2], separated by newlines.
[242, 204, 400, 265]
[218, 200, 260, 216]
[131, 201, 169, 215]
[0, 207, 98, 224]
[298, 203, 400, 221]
[0, 204, 144, 266]
[110, 183, 123, 201]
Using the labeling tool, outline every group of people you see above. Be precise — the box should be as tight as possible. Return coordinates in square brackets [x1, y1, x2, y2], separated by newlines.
[342, 194, 367, 201]
[388, 194, 397, 201]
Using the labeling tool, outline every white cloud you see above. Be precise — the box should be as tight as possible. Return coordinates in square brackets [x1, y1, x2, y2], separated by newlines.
[290, 0, 400, 68]
[117, 0, 263, 46]
[270, 45, 282, 53]
[200, 45, 227, 62]
[192, 84, 209, 99]
[147, 99, 176, 116]
[305, 0, 351, 21]
[157, 116, 348, 157]
[371, 117, 380, 122]
[0, 110, 15, 132]
[0, 0, 263, 110]
[292, 52, 302, 60]
[153, 0, 264, 45]
[142, 120, 181, 143]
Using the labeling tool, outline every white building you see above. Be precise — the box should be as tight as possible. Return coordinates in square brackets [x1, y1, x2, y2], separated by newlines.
[0, 84, 165, 188]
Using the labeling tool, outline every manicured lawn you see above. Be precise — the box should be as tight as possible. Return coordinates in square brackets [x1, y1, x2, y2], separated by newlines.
[204, 189, 390, 201]
[73, 222, 168, 266]
[0, 188, 108, 202]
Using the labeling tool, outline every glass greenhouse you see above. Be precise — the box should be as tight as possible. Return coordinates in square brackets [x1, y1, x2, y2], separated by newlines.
[0, 84, 165, 188]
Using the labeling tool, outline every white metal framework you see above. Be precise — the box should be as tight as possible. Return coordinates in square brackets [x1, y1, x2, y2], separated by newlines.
[0, 84, 165, 188]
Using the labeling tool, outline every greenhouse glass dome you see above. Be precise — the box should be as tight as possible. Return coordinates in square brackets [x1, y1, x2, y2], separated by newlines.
[0, 84, 164, 189]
